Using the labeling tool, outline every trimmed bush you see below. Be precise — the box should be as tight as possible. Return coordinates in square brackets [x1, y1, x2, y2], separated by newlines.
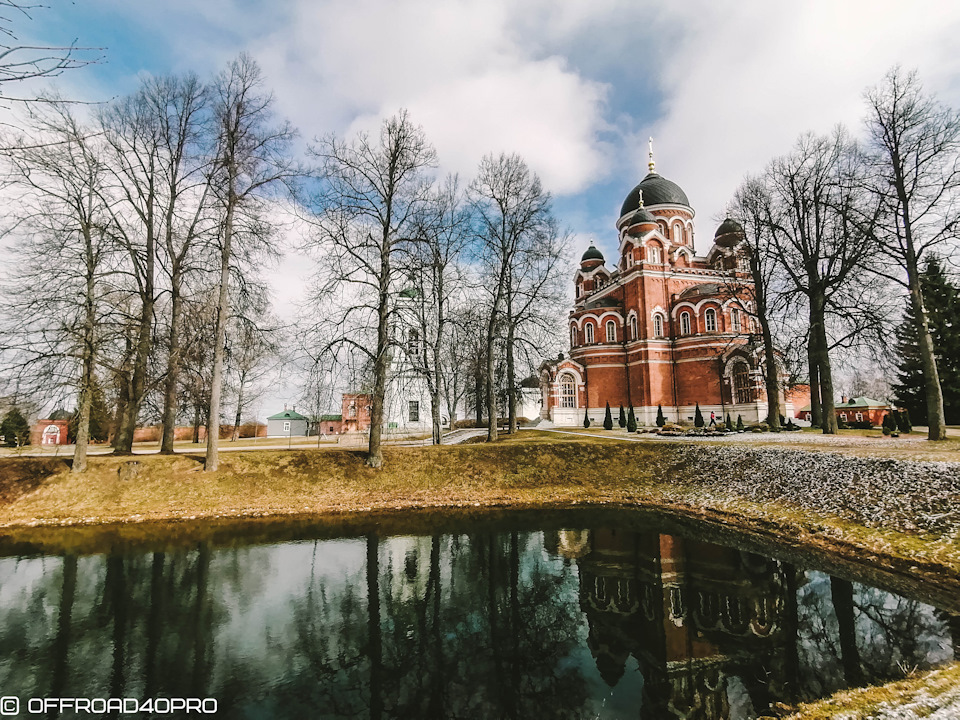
[736, 415, 744, 431]
[618, 405, 626, 428]
[656, 405, 666, 427]
[626, 407, 637, 433]
[603, 402, 613, 430]
[583, 409, 590, 429]
[694, 403, 704, 428]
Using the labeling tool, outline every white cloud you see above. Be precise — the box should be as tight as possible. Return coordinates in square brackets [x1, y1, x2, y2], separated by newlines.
[251, 0, 612, 194]
[627, 0, 960, 248]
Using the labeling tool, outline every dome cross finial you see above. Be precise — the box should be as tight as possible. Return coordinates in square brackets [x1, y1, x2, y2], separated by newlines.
[648, 137, 656, 173]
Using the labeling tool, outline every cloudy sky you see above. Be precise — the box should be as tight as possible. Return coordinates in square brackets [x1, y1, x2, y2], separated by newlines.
[15, 0, 960, 409]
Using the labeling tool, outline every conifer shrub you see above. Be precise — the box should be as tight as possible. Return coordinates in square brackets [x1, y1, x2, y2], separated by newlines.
[656, 405, 666, 427]
[626, 407, 637, 433]
[603, 402, 613, 430]
[618, 405, 626, 428]
[694, 403, 704, 428]
[736, 415, 744, 431]
[583, 409, 590, 429]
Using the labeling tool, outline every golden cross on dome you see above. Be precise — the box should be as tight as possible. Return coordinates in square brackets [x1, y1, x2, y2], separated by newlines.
[648, 137, 656, 173]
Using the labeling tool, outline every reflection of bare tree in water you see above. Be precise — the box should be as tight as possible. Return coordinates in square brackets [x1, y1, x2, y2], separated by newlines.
[795, 572, 952, 700]
[1, 530, 957, 719]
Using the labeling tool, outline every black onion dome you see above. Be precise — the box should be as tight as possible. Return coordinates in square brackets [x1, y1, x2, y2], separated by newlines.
[620, 172, 691, 217]
[628, 207, 656, 226]
[581, 244, 604, 263]
[714, 217, 745, 247]
[715, 218, 744, 237]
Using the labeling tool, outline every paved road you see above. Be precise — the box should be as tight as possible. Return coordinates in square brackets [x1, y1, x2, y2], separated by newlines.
[0, 428, 490, 459]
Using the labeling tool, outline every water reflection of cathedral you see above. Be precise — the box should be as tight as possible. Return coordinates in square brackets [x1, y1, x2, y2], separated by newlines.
[561, 528, 791, 720]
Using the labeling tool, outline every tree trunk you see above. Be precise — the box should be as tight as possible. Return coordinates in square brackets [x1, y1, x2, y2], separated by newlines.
[906, 258, 947, 440]
[367, 533, 383, 720]
[831, 576, 864, 687]
[51, 554, 77, 698]
[367, 250, 390, 469]
[192, 405, 201, 444]
[160, 275, 183, 454]
[485, 315, 498, 442]
[232, 377, 245, 442]
[807, 332, 822, 428]
[755, 270, 781, 431]
[204, 167, 235, 472]
[430, 389, 441, 445]
[506, 321, 516, 434]
[474, 365, 483, 425]
[114, 244, 155, 455]
[810, 293, 837, 433]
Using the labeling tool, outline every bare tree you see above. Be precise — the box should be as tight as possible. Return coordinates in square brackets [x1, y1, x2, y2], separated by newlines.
[0, 101, 111, 471]
[863, 67, 960, 441]
[307, 110, 437, 468]
[0, 1, 101, 108]
[150, 75, 218, 453]
[225, 297, 279, 441]
[470, 153, 553, 442]
[404, 175, 471, 444]
[204, 53, 298, 472]
[97, 75, 215, 454]
[501, 215, 569, 432]
[728, 178, 789, 430]
[760, 130, 880, 434]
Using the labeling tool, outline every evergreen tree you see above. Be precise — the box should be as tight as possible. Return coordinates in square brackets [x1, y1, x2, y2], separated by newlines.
[736, 415, 744, 431]
[583, 408, 590, 429]
[656, 405, 666, 427]
[694, 403, 704, 428]
[726, 413, 733, 428]
[893, 257, 960, 425]
[603, 402, 613, 430]
[882, 412, 898, 434]
[1, 408, 31, 447]
[626, 407, 637, 433]
[897, 408, 913, 434]
[618, 405, 626, 428]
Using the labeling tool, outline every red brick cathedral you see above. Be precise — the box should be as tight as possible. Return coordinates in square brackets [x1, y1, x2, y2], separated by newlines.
[541, 145, 787, 427]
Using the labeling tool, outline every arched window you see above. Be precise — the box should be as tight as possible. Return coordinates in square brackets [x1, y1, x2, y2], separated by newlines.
[570, 325, 578, 347]
[731, 308, 742, 333]
[560, 374, 576, 408]
[596, 276, 605, 290]
[647, 245, 661, 264]
[653, 314, 664, 338]
[673, 223, 684, 244]
[606, 320, 617, 343]
[630, 315, 638, 340]
[585, 323, 594, 344]
[407, 328, 421, 355]
[680, 312, 691, 336]
[626, 252, 634, 268]
[705, 308, 717, 332]
[733, 363, 754, 404]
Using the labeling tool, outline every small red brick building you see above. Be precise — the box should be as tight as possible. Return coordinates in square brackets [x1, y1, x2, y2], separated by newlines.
[31, 418, 70, 446]
[541, 148, 789, 426]
[341, 393, 372, 433]
[796, 396, 891, 426]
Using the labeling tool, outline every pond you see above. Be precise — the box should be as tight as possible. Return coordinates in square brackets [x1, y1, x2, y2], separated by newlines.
[0, 510, 956, 719]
